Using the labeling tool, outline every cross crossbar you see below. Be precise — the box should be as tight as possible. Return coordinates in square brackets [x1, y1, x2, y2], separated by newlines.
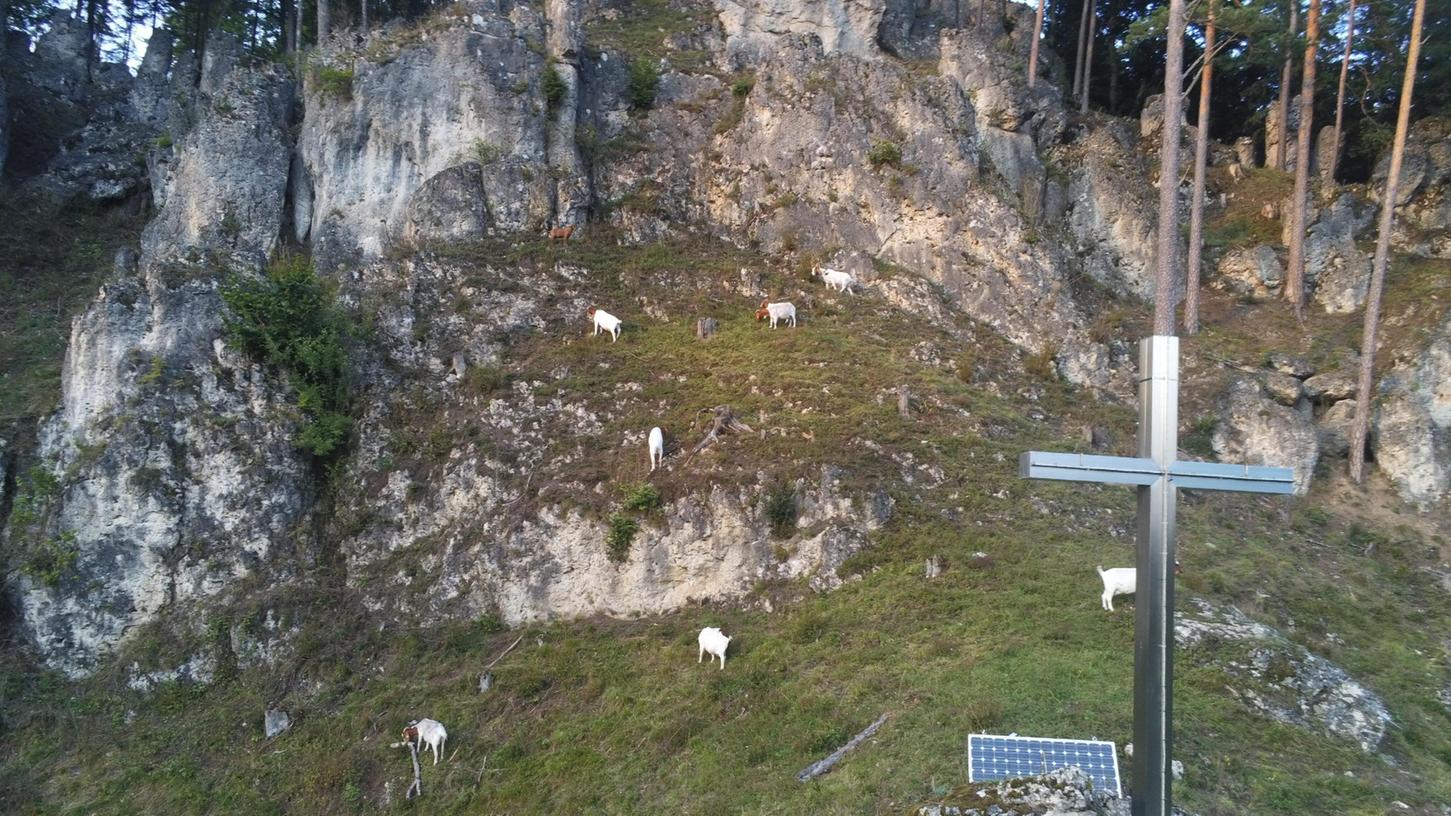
[1018, 452, 1294, 494]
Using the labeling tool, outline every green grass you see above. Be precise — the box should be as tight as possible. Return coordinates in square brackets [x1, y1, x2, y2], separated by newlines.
[2, 235, 1449, 814]
[583, 0, 716, 72]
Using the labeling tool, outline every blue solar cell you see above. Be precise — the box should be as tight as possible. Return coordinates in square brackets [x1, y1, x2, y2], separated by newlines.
[966, 733, 1122, 797]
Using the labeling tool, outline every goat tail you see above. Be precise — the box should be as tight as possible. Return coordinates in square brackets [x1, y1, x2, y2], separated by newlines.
[1096, 565, 1105, 576]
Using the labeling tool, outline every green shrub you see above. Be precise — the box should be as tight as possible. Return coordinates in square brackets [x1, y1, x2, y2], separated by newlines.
[628, 58, 660, 111]
[955, 348, 978, 384]
[606, 512, 639, 563]
[470, 140, 504, 166]
[1182, 414, 1219, 458]
[543, 62, 567, 112]
[314, 64, 355, 99]
[466, 366, 509, 395]
[23, 532, 79, 588]
[622, 483, 662, 513]
[867, 139, 902, 169]
[221, 255, 353, 458]
[731, 76, 755, 98]
[762, 482, 797, 539]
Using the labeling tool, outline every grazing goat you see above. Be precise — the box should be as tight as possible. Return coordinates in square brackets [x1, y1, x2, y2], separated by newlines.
[754, 300, 797, 329]
[548, 224, 575, 241]
[402, 718, 448, 765]
[588, 306, 622, 342]
[648, 426, 664, 472]
[698, 627, 731, 670]
[812, 265, 857, 293]
[1096, 562, 1182, 612]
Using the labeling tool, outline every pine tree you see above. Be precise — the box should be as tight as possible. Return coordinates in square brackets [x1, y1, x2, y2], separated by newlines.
[1183, 0, 1217, 335]
[1079, 0, 1096, 113]
[1350, 0, 1427, 483]
[1328, 0, 1356, 183]
[1273, 1, 1299, 170]
[1028, 0, 1047, 87]
[1284, 0, 1321, 317]
[1153, 0, 1187, 336]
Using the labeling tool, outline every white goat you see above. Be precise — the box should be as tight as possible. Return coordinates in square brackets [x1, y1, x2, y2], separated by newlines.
[648, 426, 664, 472]
[755, 300, 797, 329]
[402, 718, 448, 765]
[697, 627, 731, 670]
[1096, 562, 1182, 611]
[588, 306, 622, 342]
[813, 265, 857, 293]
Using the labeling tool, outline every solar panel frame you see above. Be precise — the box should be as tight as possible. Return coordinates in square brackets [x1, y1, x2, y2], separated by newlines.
[966, 733, 1122, 797]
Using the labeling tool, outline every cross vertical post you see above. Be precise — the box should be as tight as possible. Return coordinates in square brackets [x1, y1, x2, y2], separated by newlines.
[1018, 336, 1294, 816]
[1133, 335, 1178, 816]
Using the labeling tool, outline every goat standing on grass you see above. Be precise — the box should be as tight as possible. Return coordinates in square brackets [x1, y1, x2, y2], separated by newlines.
[1097, 562, 1182, 612]
[755, 300, 796, 329]
[402, 718, 448, 765]
[698, 627, 731, 670]
[548, 224, 575, 241]
[588, 306, 622, 342]
[812, 265, 857, 293]
[648, 426, 664, 472]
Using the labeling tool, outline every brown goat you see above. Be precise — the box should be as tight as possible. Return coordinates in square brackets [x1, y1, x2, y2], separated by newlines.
[548, 224, 575, 241]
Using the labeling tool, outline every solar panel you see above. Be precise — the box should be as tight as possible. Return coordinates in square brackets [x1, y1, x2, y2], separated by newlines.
[967, 733, 1122, 797]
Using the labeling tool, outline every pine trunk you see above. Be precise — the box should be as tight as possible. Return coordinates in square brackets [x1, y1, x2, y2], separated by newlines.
[281, 0, 295, 53]
[361, 0, 368, 32]
[1329, 0, 1356, 184]
[1184, 0, 1216, 335]
[1153, 0, 1188, 336]
[1284, 0, 1320, 317]
[318, 0, 331, 43]
[1027, 0, 1046, 87]
[1072, 0, 1091, 99]
[1351, 0, 1427, 483]
[1079, 0, 1096, 114]
[1274, 2, 1299, 171]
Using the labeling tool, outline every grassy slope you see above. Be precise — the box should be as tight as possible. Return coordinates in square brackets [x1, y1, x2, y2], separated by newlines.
[1, 229, 1448, 815]
[0, 193, 147, 439]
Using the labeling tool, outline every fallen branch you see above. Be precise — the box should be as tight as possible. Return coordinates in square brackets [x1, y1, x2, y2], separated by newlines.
[405, 740, 423, 799]
[795, 713, 889, 783]
[484, 635, 525, 672]
[682, 405, 754, 467]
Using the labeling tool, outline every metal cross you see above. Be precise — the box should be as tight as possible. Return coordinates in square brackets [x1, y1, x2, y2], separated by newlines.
[1019, 336, 1294, 816]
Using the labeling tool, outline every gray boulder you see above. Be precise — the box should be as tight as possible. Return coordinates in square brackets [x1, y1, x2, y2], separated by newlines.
[1371, 315, 1451, 507]
[1302, 371, 1357, 403]
[264, 709, 292, 738]
[1177, 599, 1392, 754]
[1317, 399, 1360, 458]
[1264, 372, 1304, 407]
[1213, 245, 1282, 300]
[1373, 117, 1451, 257]
[1213, 378, 1319, 495]
[400, 163, 490, 246]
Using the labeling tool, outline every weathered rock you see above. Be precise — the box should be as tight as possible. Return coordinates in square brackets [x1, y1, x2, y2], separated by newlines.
[714, 0, 886, 60]
[1371, 315, 1451, 507]
[14, 60, 309, 678]
[1265, 101, 1301, 170]
[1213, 245, 1283, 300]
[925, 554, 946, 579]
[916, 767, 1133, 816]
[1064, 123, 1166, 302]
[1316, 125, 1341, 185]
[1177, 599, 1392, 753]
[400, 163, 490, 246]
[299, 5, 556, 267]
[478, 672, 495, 693]
[1233, 136, 1255, 169]
[1267, 351, 1313, 379]
[1264, 372, 1304, 406]
[1317, 399, 1360, 458]
[1299, 194, 1375, 313]
[1213, 378, 1319, 495]
[264, 709, 292, 738]
[1373, 117, 1451, 257]
[1302, 371, 1356, 403]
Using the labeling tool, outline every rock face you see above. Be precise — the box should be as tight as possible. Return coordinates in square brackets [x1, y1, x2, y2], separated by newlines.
[1301, 194, 1375, 314]
[297, 4, 556, 266]
[1177, 599, 1392, 754]
[1213, 244, 1282, 300]
[1374, 117, 1451, 258]
[1213, 378, 1319, 494]
[11, 61, 310, 678]
[1372, 314, 1451, 507]
[714, 0, 888, 59]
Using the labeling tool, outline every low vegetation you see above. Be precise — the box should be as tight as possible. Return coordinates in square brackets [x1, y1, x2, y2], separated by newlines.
[311, 64, 355, 100]
[628, 58, 661, 111]
[220, 255, 353, 458]
[868, 139, 903, 169]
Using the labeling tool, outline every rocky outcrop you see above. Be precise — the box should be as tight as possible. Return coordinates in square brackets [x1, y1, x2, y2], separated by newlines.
[1213, 378, 1319, 495]
[1177, 599, 1392, 754]
[1212, 244, 1282, 300]
[917, 767, 1172, 816]
[298, 4, 556, 266]
[12, 60, 309, 678]
[1298, 193, 1374, 314]
[1374, 117, 1451, 258]
[714, 0, 887, 60]
[1371, 314, 1451, 507]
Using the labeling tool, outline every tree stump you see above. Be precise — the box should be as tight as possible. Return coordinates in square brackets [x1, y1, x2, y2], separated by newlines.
[697, 317, 718, 340]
